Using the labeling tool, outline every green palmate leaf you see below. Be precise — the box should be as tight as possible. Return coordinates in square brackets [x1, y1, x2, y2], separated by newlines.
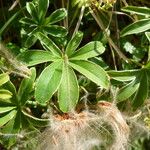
[19, 17, 37, 26]
[0, 109, 17, 127]
[117, 78, 140, 102]
[0, 106, 16, 114]
[22, 110, 49, 127]
[132, 70, 149, 108]
[66, 31, 83, 56]
[25, 34, 37, 48]
[70, 41, 105, 60]
[0, 73, 9, 86]
[58, 63, 79, 112]
[0, 89, 12, 100]
[26, 2, 38, 22]
[35, 61, 63, 104]
[37, 32, 62, 57]
[18, 68, 36, 105]
[38, 0, 49, 20]
[121, 18, 150, 37]
[43, 25, 68, 37]
[70, 60, 109, 89]
[122, 6, 150, 17]
[17, 50, 58, 66]
[107, 70, 139, 81]
[45, 8, 67, 24]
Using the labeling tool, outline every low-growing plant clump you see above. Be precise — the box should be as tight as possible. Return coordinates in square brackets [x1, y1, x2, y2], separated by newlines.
[0, 0, 150, 149]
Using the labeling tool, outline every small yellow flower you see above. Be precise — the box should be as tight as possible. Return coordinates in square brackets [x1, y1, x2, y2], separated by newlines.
[72, 0, 116, 8]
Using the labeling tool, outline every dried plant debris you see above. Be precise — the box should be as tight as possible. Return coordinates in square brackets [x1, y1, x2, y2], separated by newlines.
[37, 101, 130, 150]
[9, 101, 150, 150]
[126, 104, 150, 143]
[0, 43, 31, 77]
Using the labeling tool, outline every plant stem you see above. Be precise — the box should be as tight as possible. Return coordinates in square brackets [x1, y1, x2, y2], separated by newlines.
[110, 44, 117, 70]
[69, 8, 79, 29]
[89, 8, 130, 63]
[9, 0, 19, 11]
[26, 100, 47, 107]
[72, 6, 85, 39]
[62, 0, 68, 29]
[148, 46, 150, 61]
[0, 0, 6, 21]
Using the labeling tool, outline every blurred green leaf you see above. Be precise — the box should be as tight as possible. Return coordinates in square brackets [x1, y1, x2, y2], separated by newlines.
[26, 2, 38, 22]
[38, 0, 49, 20]
[19, 17, 37, 26]
[115, 69, 150, 107]
[0, 73, 9, 86]
[121, 18, 150, 36]
[117, 78, 140, 102]
[145, 32, 150, 42]
[0, 116, 18, 148]
[2, 81, 18, 104]
[132, 70, 149, 108]
[145, 61, 150, 69]
[0, 106, 16, 114]
[0, 89, 12, 100]
[108, 70, 139, 81]
[25, 34, 37, 48]
[18, 68, 36, 105]
[0, 110, 17, 127]
[122, 6, 150, 16]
